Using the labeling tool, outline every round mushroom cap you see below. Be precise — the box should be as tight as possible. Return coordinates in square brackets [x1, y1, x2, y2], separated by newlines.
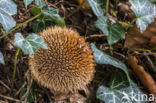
[29, 26, 95, 93]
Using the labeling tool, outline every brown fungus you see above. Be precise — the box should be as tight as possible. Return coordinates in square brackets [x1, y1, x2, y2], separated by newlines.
[29, 26, 95, 93]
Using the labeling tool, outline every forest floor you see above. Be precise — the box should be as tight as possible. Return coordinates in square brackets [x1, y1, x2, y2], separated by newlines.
[0, 0, 156, 103]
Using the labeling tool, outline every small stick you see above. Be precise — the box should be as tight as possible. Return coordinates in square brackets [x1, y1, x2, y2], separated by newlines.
[15, 81, 27, 96]
[66, 0, 86, 19]
[0, 94, 25, 103]
[0, 80, 10, 91]
[144, 53, 156, 73]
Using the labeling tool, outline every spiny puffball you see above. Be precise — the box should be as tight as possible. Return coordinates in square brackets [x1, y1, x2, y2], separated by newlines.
[29, 26, 95, 93]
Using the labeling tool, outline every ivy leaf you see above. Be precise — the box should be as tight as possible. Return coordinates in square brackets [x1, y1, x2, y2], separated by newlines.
[151, 0, 156, 3]
[95, 16, 125, 45]
[107, 23, 125, 45]
[129, 0, 156, 32]
[96, 72, 147, 103]
[33, 19, 45, 33]
[43, 7, 65, 26]
[33, 7, 65, 33]
[31, 6, 44, 19]
[0, 0, 17, 32]
[95, 16, 110, 36]
[87, 0, 105, 17]
[0, 51, 5, 65]
[23, 0, 34, 8]
[35, 0, 46, 8]
[14, 33, 48, 56]
[90, 43, 131, 82]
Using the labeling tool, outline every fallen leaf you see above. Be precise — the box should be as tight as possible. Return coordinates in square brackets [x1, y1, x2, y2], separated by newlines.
[77, 0, 90, 9]
[128, 56, 156, 96]
[124, 19, 156, 49]
[118, 1, 136, 21]
[0, 86, 7, 94]
[149, 36, 156, 47]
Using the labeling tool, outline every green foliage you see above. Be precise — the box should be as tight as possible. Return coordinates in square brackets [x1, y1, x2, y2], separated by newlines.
[0, 0, 17, 32]
[151, 0, 156, 3]
[87, 0, 105, 17]
[14, 33, 48, 56]
[23, 0, 46, 8]
[0, 51, 5, 65]
[19, 88, 34, 103]
[96, 72, 147, 103]
[129, 0, 156, 32]
[35, 0, 46, 8]
[90, 43, 130, 82]
[23, 0, 33, 8]
[31, 5, 65, 33]
[88, 0, 125, 45]
[95, 16, 125, 45]
[95, 16, 110, 36]
[91, 44, 147, 103]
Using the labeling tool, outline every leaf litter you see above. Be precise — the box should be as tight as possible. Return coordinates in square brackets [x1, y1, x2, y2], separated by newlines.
[0, 0, 156, 103]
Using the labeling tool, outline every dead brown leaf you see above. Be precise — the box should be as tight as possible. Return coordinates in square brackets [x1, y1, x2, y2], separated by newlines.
[124, 19, 156, 49]
[0, 86, 7, 94]
[77, 0, 90, 9]
[128, 56, 156, 96]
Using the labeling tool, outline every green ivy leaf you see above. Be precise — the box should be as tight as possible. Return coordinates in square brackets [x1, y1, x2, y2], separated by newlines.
[95, 16, 125, 45]
[107, 23, 125, 45]
[33, 7, 65, 33]
[35, 0, 46, 8]
[95, 16, 110, 36]
[0, 0, 17, 32]
[90, 43, 131, 82]
[96, 72, 147, 103]
[0, 51, 5, 65]
[151, 0, 156, 3]
[87, 0, 105, 17]
[129, 0, 156, 32]
[23, 0, 33, 8]
[14, 33, 48, 56]
[33, 19, 45, 33]
[31, 6, 44, 19]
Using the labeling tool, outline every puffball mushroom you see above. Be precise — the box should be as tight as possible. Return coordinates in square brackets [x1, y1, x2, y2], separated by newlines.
[29, 26, 95, 93]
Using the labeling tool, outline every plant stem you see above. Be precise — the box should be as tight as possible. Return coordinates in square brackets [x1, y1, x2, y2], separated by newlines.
[118, 21, 133, 27]
[12, 48, 20, 87]
[0, 12, 42, 40]
[0, 28, 15, 47]
[126, 18, 137, 30]
[106, 0, 110, 16]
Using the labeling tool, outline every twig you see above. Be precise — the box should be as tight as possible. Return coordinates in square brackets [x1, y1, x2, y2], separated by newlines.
[44, 0, 58, 9]
[66, 0, 86, 19]
[0, 94, 25, 103]
[85, 34, 105, 40]
[20, 70, 32, 102]
[44, 89, 53, 103]
[15, 81, 27, 96]
[144, 53, 156, 73]
[0, 12, 42, 40]
[0, 80, 11, 91]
